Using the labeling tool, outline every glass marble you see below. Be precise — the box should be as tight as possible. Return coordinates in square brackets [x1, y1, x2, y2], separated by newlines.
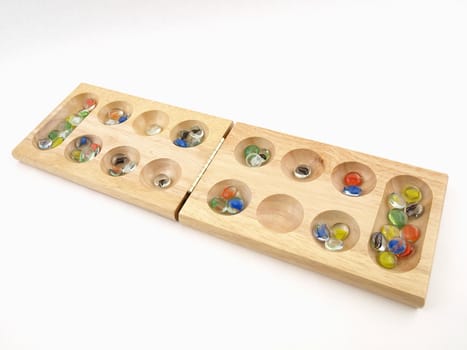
[38, 138, 52, 150]
[51, 137, 64, 148]
[189, 126, 204, 139]
[145, 124, 162, 136]
[343, 171, 362, 186]
[105, 119, 117, 125]
[186, 136, 201, 147]
[381, 224, 400, 241]
[112, 154, 129, 166]
[377, 251, 397, 269]
[312, 223, 330, 242]
[402, 185, 422, 204]
[109, 108, 124, 120]
[58, 128, 73, 139]
[78, 110, 89, 118]
[85, 98, 97, 110]
[331, 223, 350, 241]
[388, 237, 407, 255]
[370, 232, 387, 252]
[401, 224, 421, 243]
[81, 147, 97, 162]
[258, 148, 271, 162]
[68, 115, 84, 126]
[245, 153, 264, 167]
[48, 130, 59, 141]
[406, 203, 424, 218]
[109, 166, 123, 176]
[294, 165, 311, 179]
[387, 209, 408, 228]
[193, 138, 203, 147]
[76, 136, 91, 148]
[153, 174, 171, 188]
[225, 206, 240, 214]
[179, 130, 190, 139]
[325, 237, 344, 251]
[71, 149, 83, 162]
[227, 197, 244, 212]
[221, 186, 238, 200]
[397, 242, 414, 257]
[243, 145, 260, 158]
[122, 161, 137, 174]
[174, 138, 188, 147]
[343, 185, 362, 197]
[90, 143, 100, 152]
[387, 192, 406, 209]
[209, 197, 227, 213]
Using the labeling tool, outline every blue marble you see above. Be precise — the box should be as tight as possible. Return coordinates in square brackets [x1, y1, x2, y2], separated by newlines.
[174, 138, 188, 147]
[228, 197, 245, 211]
[312, 223, 330, 242]
[388, 237, 407, 255]
[118, 115, 128, 123]
[343, 185, 362, 197]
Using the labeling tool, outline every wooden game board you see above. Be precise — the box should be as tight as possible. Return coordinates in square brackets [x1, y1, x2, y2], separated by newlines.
[12, 83, 448, 307]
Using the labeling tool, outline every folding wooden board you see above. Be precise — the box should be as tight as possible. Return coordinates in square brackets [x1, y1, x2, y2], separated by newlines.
[12, 83, 448, 307]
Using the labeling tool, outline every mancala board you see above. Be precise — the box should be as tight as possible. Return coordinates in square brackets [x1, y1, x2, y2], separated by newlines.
[12, 83, 448, 307]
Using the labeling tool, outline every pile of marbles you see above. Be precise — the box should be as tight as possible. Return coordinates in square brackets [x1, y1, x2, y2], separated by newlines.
[342, 171, 363, 197]
[173, 125, 205, 147]
[209, 185, 245, 215]
[70, 136, 101, 163]
[243, 144, 271, 167]
[108, 153, 137, 177]
[103, 107, 130, 125]
[370, 184, 424, 269]
[312, 222, 351, 251]
[37, 98, 97, 150]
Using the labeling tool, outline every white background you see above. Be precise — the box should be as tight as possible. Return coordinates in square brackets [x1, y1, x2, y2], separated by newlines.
[1, 1, 466, 349]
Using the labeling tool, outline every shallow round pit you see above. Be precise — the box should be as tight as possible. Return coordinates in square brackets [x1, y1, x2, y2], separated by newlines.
[100, 146, 140, 177]
[256, 194, 303, 233]
[331, 161, 376, 196]
[170, 120, 209, 148]
[234, 137, 275, 168]
[132, 110, 169, 136]
[310, 210, 360, 251]
[97, 101, 133, 125]
[207, 179, 252, 215]
[140, 158, 182, 189]
[65, 134, 103, 163]
[281, 148, 324, 182]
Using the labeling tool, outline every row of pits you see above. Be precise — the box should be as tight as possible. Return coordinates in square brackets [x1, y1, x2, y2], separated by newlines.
[57, 132, 376, 197]
[33, 93, 211, 150]
[207, 177, 432, 273]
